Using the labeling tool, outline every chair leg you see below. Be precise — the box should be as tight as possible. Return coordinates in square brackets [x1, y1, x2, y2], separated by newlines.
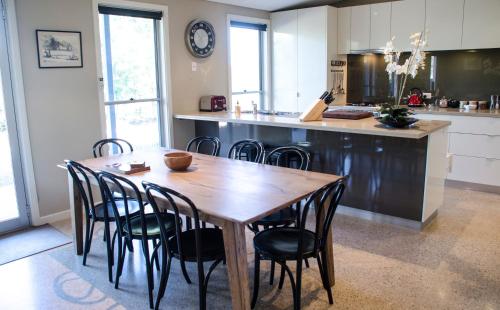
[104, 220, 113, 282]
[278, 263, 286, 289]
[251, 252, 261, 309]
[180, 258, 192, 284]
[142, 239, 155, 309]
[281, 263, 297, 309]
[155, 253, 172, 310]
[197, 261, 206, 310]
[126, 238, 134, 252]
[83, 217, 93, 266]
[320, 251, 334, 304]
[295, 259, 303, 310]
[152, 239, 160, 271]
[111, 229, 118, 266]
[269, 260, 275, 285]
[304, 258, 310, 268]
[114, 237, 125, 289]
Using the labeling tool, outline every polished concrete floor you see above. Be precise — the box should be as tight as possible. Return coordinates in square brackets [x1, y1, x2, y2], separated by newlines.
[0, 186, 499, 309]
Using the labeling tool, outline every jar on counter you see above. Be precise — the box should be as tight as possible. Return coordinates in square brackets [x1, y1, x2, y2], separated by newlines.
[439, 97, 448, 108]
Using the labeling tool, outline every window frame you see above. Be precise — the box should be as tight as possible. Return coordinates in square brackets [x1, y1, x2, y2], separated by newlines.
[227, 15, 271, 111]
[92, 0, 173, 148]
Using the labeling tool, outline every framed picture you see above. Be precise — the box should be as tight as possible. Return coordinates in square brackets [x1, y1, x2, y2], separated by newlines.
[36, 30, 83, 68]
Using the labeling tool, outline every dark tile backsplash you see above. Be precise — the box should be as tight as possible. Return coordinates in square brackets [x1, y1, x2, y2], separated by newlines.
[347, 49, 500, 103]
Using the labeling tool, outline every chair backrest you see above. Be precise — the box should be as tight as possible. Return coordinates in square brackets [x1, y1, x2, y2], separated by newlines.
[186, 136, 221, 156]
[142, 181, 204, 269]
[298, 178, 346, 257]
[97, 171, 147, 239]
[264, 146, 311, 171]
[92, 138, 134, 158]
[227, 139, 265, 163]
[65, 160, 100, 219]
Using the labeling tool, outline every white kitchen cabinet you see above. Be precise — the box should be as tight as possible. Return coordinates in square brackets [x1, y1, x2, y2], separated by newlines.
[449, 133, 500, 160]
[462, 0, 500, 49]
[391, 0, 426, 51]
[337, 7, 351, 54]
[425, 0, 464, 51]
[272, 6, 337, 112]
[415, 113, 500, 188]
[271, 10, 298, 112]
[350, 5, 370, 51]
[297, 7, 329, 111]
[370, 2, 392, 50]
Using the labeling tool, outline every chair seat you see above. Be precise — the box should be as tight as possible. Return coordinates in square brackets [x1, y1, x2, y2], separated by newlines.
[123, 213, 176, 238]
[253, 227, 316, 260]
[169, 228, 225, 262]
[92, 199, 142, 221]
[253, 207, 296, 226]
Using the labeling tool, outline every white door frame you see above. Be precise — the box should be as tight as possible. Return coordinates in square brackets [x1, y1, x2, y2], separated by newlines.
[2, 0, 40, 227]
[91, 0, 174, 148]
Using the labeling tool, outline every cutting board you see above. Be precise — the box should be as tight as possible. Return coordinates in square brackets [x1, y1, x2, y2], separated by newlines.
[322, 110, 373, 120]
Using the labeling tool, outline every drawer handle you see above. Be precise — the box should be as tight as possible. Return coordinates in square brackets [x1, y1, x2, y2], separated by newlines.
[486, 134, 499, 138]
[485, 158, 498, 161]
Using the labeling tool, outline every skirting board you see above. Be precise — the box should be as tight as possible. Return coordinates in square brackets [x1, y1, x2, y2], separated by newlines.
[337, 205, 437, 231]
[446, 180, 500, 195]
[34, 210, 70, 226]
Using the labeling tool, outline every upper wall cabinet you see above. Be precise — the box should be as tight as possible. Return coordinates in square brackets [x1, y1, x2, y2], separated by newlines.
[271, 10, 298, 112]
[350, 5, 370, 51]
[391, 0, 426, 51]
[338, 7, 351, 54]
[425, 0, 464, 51]
[272, 6, 337, 112]
[297, 6, 330, 112]
[370, 2, 391, 50]
[462, 0, 500, 49]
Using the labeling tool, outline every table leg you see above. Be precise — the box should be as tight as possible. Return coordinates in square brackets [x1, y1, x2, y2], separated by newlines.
[68, 172, 83, 255]
[222, 221, 251, 310]
[315, 197, 335, 287]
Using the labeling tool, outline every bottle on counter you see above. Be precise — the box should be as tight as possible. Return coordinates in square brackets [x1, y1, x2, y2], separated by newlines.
[252, 100, 258, 115]
[235, 100, 241, 117]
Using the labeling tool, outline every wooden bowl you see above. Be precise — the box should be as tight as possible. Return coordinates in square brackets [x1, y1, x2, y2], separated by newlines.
[164, 152, 192, 171]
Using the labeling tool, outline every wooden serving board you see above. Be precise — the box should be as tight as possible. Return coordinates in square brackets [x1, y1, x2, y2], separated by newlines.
[104, 163, 151, 175]
[323, 110, 373, 120]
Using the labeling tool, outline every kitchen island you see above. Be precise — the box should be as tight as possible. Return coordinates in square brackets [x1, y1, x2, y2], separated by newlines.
[175, 112, 451, 229]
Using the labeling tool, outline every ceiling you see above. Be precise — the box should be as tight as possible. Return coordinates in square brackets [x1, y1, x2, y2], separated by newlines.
[207, 0, 393, 11]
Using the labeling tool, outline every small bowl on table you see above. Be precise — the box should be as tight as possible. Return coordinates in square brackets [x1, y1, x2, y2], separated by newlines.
[164, 151, 192, 171]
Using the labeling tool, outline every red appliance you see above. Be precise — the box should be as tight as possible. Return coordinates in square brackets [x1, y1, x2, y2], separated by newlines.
[199, 96, 227, 112]
[407, 87, 424, 107]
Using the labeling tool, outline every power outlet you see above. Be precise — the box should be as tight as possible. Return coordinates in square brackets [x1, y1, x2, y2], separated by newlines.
[191, 62, 197, 72]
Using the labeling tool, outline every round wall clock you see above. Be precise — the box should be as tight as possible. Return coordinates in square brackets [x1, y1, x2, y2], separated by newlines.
[185, 19, 216, 58]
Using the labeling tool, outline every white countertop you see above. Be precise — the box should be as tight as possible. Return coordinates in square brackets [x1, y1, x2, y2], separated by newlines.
[174, 112, 451, 139]
[412, 106, 500, 118]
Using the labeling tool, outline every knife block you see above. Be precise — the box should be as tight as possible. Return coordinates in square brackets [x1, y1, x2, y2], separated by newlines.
[299, 99, 328, 122]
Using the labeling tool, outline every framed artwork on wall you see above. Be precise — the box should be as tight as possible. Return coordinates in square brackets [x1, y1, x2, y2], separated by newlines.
[36, 30, 83, 68]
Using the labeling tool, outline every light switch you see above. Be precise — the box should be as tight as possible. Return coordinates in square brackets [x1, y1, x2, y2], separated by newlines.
[192, 62, 197, 72]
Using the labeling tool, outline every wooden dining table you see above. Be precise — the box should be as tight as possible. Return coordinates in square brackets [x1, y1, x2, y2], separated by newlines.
[61, 148, 341, 310]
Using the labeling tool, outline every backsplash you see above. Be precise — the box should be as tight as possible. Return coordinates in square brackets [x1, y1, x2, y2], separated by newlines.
[347, 49, 500, 103]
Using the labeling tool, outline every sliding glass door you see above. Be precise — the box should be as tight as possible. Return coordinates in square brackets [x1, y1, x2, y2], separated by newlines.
[98, 6, 164, 149]
[0, 0, 29, 234]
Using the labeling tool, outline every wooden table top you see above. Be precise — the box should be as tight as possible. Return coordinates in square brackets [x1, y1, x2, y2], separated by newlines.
[72, 148, 340, 224]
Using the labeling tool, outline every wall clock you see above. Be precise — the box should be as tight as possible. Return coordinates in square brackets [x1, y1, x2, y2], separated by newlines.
[185, 19, 216, 58]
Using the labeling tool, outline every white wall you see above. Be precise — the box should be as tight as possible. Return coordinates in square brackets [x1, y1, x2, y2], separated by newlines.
[14, 0, 269, 220]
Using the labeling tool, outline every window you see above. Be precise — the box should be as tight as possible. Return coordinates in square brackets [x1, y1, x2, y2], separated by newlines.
[229, 19, 268, 111]
[98, 6, 165, 149]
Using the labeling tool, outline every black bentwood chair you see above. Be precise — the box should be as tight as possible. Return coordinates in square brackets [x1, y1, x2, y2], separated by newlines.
[98, 172, 177, 309]
[65, 160, 142, 272]
[186, 136, 221, 156]
[142, 181, 226, 310]
[227, 139, 265, 163]
[92, 138, 134, 158]
[251, 178, 346, 310]
[250, 146, 312, 284]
